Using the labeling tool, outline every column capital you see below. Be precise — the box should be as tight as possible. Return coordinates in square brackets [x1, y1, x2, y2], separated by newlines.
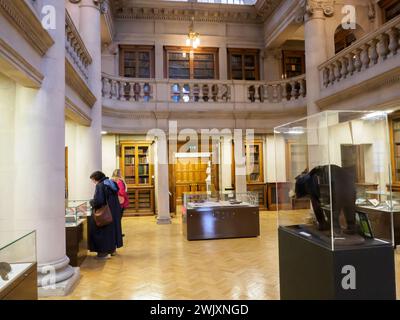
[69, 0, 108, 14]
[304, 0, 335, 21]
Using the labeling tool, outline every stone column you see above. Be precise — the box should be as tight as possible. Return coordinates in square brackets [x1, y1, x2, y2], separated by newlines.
[154, 137, 171, 224]
[66, 0, 80, 29]
[219, 44, 228, 81]
[234, 134, 247, 194]
[220, 135, 233, 191]
[78, 0, 103, 195]
[304, 1, 333, 115]
[10, 0, 78, 296]
[155, 43, 164, 80]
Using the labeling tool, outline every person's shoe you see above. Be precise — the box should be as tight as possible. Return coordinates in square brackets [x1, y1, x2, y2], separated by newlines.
[110, 251, 117, 256]
[122, 234, 125, 237]
[96, 253, 109, 260]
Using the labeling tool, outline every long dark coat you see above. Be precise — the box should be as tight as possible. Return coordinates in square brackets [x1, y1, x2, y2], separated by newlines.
[89, 177, 124, 253]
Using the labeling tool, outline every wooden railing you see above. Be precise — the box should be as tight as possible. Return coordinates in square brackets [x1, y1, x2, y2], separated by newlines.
[319, 15, 400, 88]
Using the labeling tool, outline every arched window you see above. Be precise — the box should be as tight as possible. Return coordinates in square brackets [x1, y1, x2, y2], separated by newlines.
[334, 25, 365, 54]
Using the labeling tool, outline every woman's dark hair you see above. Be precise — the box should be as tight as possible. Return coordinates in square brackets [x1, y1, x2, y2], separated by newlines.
[90, 171, 106, 182]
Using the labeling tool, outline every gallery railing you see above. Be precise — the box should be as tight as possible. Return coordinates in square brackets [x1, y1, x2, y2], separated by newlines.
[319, 15, 400, 88]
[65, 10, 92, 82]
[101, 74, 307, 104]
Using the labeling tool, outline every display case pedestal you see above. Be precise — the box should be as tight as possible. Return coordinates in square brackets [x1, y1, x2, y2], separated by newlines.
[279, 226, 396, 300]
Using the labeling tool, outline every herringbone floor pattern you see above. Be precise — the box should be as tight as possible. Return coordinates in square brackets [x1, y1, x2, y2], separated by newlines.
[51, 211, 400, 300]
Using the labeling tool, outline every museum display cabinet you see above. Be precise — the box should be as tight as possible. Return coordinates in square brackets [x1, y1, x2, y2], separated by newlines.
[120, 142, 155, 215]
[0, 231, 37, 300]
[245, 139, 266, 209]
[65, 200, 90, 267]
[164, 46, 219, 79]
[275, 111, 396, 300]
[182, 192, 260, 241]
[227, 48, 260, 80]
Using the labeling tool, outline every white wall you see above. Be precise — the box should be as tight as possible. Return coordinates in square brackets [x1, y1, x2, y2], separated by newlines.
[102, 134, 117, 177]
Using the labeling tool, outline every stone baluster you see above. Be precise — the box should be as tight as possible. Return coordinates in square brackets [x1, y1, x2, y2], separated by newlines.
[334, 61, 342, 82]
[110, 79, 116, 100]
[346, 53, 355, 75]
[369, 39, 379, 65]
[272, 85, 278, 102]
[140, 83, 145, 102]
[378, 33, 389, 61]
[290, 81, 297, 100]
[281, 82, 288, 101]
[299, 79, 306, 97]
[323, 68, 330, 87]
[119, 81, 126, 101]
[128, 82, 135, 101]
[388, 27, 399, 56]
[340, 57, 348, 79]
[329, 65, 336, 85]
[102, 77, 110, 98]
[354, 49, 362, 72]
[360, 44, 371, 69]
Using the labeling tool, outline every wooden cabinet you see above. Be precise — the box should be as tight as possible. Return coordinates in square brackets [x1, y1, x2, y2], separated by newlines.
[379, 0, 400, 22]
[282, 50, 305, 78]
[119, 45, 155, 78]
[66, 219, 88, 267]
[120, 142, 155, 214]
[164, 46, 219, 79]
[390, 113, 400, 191]
[228, 48, 260, 80]
[0, 263, 37, 300]
[245, 140, 266, 208]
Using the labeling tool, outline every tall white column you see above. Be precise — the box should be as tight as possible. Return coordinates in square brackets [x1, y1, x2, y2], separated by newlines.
[66, 0, 80, 29]
[304, 6, 329, 115]
[0, 75, 16, 222]
[220, 136, 233, 191]
[11, 0, 77, 296]
[234, 136, 247, 194]
[155, 138, 171, 224]
[78, 0, 103, 193]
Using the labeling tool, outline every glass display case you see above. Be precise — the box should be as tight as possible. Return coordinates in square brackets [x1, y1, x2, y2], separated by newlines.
[0, 231, 37, 299]
[183, 191, 259, 210]
[182, 192, 260, 240]
[275, 110, 394, 250]
[65, 200, 91, 227]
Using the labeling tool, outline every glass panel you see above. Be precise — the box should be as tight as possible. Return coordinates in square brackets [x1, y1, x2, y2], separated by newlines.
[138, 146, 150, 185]
[124, 146, 136, 185]
[275, 111, 393, 250]
[393, 119, 400, 181]
[231, 54, 243, 80]
[193, 53, 215, 79]
[168, 52, 190, 79]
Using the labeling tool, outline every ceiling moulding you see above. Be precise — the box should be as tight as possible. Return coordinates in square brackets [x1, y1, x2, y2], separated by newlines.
[112, 0, 282, 24]
[0, 0, 54, 56]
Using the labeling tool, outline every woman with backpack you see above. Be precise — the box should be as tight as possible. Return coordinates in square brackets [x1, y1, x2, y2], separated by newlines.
[89, 171, 124, 259]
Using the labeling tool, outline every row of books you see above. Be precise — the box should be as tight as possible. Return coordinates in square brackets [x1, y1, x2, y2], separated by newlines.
[194, 62, 214, 69]
[125, 158, 135, 165]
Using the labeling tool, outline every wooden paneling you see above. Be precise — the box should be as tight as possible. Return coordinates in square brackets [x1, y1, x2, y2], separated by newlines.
[379, 0, 400, 22]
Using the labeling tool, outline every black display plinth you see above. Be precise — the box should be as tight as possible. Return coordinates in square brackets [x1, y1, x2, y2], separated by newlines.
[279, 226, 396, 300]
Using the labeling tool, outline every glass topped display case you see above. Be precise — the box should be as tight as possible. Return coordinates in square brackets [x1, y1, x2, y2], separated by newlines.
[0, 231, 37, 295]
[183, 191, 259, 210]
[65, 200, 91, 227]
[275, 111, 394, 250]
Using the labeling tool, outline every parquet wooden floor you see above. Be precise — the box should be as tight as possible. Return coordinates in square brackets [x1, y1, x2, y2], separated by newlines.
[50, 211, 400, 300]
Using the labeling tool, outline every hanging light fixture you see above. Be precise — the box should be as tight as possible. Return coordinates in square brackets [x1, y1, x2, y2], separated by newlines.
[185, 17, 200, 49]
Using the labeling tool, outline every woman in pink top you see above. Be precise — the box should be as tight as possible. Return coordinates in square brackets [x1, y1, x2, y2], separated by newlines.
[112, 169, 130, 215]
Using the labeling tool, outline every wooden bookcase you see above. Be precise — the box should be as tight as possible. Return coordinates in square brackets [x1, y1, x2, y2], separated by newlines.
[282, 50, 305, 78]
[164, 46, 219, 79]
[228, 48, 260, 80]
[246, 140, 266, 209]
[389, 112, 400, 191]
[120, 142, 154, 214]
[379, 0, 400, 22]
[119, 45, 155, 78]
